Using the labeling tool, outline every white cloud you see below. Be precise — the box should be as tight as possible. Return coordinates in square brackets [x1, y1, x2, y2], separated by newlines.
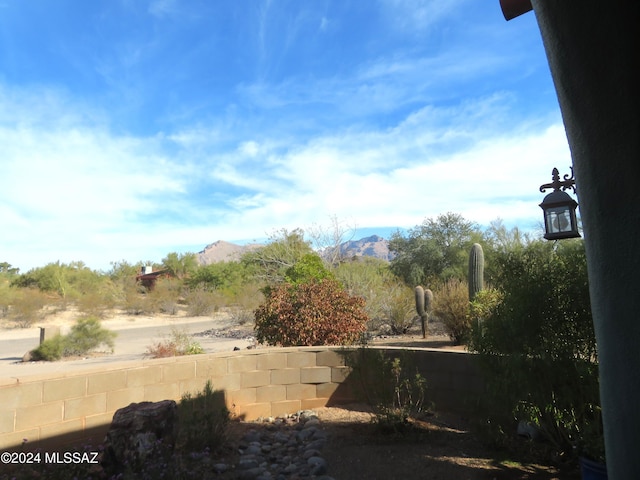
[379, 0, 469, 33]
[148, 0, 178, 18]
[0, 75, 569, 273]
[238, 140, 260, 157]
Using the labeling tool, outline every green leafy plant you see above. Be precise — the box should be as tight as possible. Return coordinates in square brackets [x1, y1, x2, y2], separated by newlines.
[381, 283, 415, 335]
[470, 240, 600, 465]
[63, 316, 117, 356]
[389, 212, 479, 286]
[184, 285, 221, 316]
[178, 380, 230, 452]
[7, 288, 51, 327]
[433, 278, 471, 345]
[283, 253, 334, 286]
[30, 334, 66, 361]
[469, 287, 503, 337]
[146, 277, 182, 315]
[333, 257, 406, 328]
[30, 316, 116, 361]
[241, 228, 313, 284]
[254, 278, 368, 346]
[343, 345, 429, 433]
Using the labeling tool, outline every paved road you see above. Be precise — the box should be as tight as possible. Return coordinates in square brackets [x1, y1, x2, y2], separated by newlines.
[0, 315, 255, 380]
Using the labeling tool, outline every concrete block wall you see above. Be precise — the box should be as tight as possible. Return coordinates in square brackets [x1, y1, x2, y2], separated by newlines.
[0, 346, 485, 451]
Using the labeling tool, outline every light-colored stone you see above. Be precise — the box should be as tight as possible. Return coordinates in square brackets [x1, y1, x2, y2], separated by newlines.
[227, 355, 257, 374]
[228, 388, 257, 406]
[40, 418, 85, 444]
[43, 376, 87, 402]
[163, 361, 196, 382]
[196, 357, 227, 378]
[15, 402, 63, 430]
[64, 393, 107, 420]
[0, 382, 42, 409]
[107, 387, 145, 412]
[241, 369, 271, 388]
[143, 383, 179, 402]
[0, 411, 14, 434]
[316, 350, 345, 367]
[256, 384, 287, 403]
[256, 352, 287, 370]
[270, 400, 301, 418]
[300, 366, 331, 384]
[271, 368, 300, 385]
[126, 366, 162, 387]
[286, 383, 316, 401]
[87, 371, 127, 394]
[236, 402, 271, 420]
[286, 351, 316, 368]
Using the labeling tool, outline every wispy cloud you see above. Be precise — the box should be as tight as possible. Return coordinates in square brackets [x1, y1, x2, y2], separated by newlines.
[0, 1, 563, 271]
[379, 0, 469, 33]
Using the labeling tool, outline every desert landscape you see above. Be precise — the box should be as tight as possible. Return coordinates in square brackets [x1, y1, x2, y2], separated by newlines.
[0, 310, 577, 479]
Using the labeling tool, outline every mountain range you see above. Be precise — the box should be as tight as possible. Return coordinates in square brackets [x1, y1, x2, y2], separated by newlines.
[196, 235, 392, 265]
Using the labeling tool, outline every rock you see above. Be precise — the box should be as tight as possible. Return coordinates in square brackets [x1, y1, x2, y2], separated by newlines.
[308, 455, 328, 475]
[21, 351, 33, 362]
[101, 400, 178, 475]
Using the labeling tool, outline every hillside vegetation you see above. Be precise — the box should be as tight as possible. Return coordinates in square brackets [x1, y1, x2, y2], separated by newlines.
[1, 214, 599, 466]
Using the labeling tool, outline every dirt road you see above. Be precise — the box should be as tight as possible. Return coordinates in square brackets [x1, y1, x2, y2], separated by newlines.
[0, 312, 255, 380]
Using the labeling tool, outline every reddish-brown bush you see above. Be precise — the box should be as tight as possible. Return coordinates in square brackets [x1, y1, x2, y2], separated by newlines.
[254, 279, 368, 346]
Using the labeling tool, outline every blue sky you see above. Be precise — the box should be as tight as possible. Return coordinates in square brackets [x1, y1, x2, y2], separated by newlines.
[1, 1, 571, 272]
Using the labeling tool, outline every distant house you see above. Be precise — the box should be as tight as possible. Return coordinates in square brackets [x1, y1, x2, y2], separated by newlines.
[135, 266, 170, 290]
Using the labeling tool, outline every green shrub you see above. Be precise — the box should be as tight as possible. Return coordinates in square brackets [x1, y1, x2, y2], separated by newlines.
[254, 278, 368, 346]
[333, 257, 402, 327]
[469, 287, 503, 336]
[184, 285, 220, 316]
[187, 261, 251, 295]
[75, 289, 115, 317]
[30, 317, 116, 361]
[63, 316, 116, 356]
[30, 335, 65, 361]
[11, 261, 105, 299]
[433, 278, 471, 345]
[342, 345, 428, 433]
[120, 277, 150, 315]
[7, 288, 51, 327]
[0, 281, 14, 318]
[227, 305, 254, 325]
[283, 253, 334, 286]
[147, 277, 182, 314]
[469, 240, 600, 463]
[178, 380, 229, 452]
[380, 283, 415, 334]
[240, 228, 313, 284]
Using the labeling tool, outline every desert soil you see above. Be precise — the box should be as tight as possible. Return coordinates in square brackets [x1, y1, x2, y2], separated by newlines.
[223, 403, 579, 480]
[222, 318, 576, 480]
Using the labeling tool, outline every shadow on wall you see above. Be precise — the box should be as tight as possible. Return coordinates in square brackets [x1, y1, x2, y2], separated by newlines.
[0, 347, 486, 455]
[331, 347, 486, 415]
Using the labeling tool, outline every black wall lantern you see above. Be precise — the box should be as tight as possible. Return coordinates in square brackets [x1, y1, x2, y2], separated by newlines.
[539, 167, 580, 240]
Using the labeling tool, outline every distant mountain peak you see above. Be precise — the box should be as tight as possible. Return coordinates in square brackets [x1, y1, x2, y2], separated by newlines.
[198, 234, 393, 265]
[197, 240, 261, 265]
[336, 235, 393, 262]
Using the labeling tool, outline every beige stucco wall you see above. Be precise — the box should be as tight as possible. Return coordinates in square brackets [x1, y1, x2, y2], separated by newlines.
[0, 346, 485, 451]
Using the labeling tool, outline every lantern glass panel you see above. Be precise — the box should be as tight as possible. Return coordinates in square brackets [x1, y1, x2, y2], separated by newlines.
[545, 206, 573, 234]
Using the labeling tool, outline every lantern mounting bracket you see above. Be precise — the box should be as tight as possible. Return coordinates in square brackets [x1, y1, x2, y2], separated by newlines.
[539, 167, 576, 194]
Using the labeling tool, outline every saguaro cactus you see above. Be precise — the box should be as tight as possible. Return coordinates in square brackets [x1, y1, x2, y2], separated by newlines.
[468, 243, 485, 302]
[415, 285, 434, 339]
